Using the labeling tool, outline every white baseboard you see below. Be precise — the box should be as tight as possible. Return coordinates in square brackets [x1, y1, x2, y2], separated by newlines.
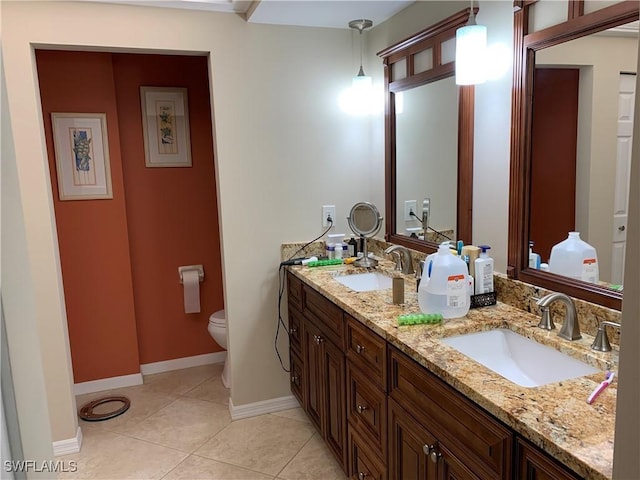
[53, 426, 83, 456]
[74, 373, 143, 396]
[140, 351, 226, 376]
[229, 395, 300, 420]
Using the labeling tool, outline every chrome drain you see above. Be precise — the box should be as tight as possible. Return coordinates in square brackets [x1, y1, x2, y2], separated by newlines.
[78, 396, 131, 422]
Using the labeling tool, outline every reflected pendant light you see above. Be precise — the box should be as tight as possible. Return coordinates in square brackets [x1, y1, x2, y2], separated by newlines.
[455, 1, 487, 85]
[348, 19, 373, 91]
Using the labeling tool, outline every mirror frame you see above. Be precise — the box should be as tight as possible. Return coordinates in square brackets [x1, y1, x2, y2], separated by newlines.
[378, 8, 475, 254]
[508, 0, 639, 310]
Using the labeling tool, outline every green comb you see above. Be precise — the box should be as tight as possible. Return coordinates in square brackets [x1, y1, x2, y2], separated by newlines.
[397, 313, 443, 326]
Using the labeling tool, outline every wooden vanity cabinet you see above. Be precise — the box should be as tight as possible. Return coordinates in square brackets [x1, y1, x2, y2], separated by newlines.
[346, 315, 388, 479]
[287, 273, 585, 480]
[298, 279, 347, 471]
[388, 345, 513, 480]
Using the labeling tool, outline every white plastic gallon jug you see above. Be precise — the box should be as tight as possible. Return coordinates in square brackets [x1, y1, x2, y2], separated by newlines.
[418, 244, 470, 319]
[549, 232, 599, 284]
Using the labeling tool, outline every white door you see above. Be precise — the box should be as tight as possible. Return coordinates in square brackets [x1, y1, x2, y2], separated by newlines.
[611, 73, 635, 285]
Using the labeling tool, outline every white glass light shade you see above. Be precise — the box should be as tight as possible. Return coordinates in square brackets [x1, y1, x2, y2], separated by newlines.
[455, 23, 487, 85]
[352, 73, 372, 90]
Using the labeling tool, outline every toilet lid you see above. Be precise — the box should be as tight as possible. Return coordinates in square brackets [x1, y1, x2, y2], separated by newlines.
[209, 310, 225, 325]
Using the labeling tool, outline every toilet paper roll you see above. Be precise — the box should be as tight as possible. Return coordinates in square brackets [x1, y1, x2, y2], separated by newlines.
[182, 269, 201, 314]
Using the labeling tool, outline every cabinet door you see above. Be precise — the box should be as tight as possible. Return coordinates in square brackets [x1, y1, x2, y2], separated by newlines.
[516, 438, 583, 480]
[388, 399, 437, 480]
[289, 351, 305, 407]
[324, 337, 347, 469]
[304, 319, 324, 433]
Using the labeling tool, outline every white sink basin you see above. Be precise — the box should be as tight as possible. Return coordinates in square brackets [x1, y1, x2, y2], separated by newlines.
[441, 328, 599, 387]
[334, 272, 393, 292]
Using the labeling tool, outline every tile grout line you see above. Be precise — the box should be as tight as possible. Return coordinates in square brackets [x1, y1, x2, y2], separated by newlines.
[272, 430, 318, 479]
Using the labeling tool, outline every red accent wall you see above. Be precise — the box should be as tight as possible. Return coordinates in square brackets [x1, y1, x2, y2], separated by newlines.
[112, 53, 223, 364]
[37, 51, 140, 382]
[37, 50, 223, 382]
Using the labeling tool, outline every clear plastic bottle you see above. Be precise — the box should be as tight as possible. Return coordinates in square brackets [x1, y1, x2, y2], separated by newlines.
[549, 232, 599, 283]
[418, 243, 470, 319]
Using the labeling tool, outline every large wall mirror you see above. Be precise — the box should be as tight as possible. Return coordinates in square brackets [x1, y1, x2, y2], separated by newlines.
[509, 0, 639, 310]
[379, 8, 475, 254]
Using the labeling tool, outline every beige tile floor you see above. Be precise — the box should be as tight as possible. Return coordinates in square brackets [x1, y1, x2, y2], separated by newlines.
[62, 364, 347, 480]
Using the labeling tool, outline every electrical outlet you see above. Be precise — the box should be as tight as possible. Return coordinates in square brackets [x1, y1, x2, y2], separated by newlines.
[322, 205, 336, 227]
[404, 200, 417, 221]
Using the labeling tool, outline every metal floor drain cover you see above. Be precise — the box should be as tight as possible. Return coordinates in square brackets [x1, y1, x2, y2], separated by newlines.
[79, 395, 131, 422]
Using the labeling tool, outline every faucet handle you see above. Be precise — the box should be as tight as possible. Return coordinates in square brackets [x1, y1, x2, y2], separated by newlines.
[591, 320, 621, 352]
[537, 306, 556, 330]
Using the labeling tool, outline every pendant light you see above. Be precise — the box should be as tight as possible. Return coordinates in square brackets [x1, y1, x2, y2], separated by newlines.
[348, 19, 373, 91]
[455, 1, 487, 85]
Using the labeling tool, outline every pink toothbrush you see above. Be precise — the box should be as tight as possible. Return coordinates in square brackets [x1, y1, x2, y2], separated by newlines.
[587, 371, 615, 404]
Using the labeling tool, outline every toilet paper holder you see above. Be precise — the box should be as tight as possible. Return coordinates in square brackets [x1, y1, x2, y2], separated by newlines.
[178, 265, 205, 284]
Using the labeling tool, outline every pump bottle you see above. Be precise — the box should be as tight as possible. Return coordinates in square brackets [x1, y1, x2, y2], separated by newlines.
[474, 245, 494, 294]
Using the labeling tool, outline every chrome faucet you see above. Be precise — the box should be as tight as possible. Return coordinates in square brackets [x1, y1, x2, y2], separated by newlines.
[384, 245, 415, 275]
[591, 320, 621, 352]
[536, 292, 581, 340]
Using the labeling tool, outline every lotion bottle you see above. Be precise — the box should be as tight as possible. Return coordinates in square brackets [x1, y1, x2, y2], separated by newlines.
[474, 245, 494, 294]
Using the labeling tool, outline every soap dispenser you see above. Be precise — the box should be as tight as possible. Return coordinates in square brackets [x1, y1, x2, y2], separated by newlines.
[474, 245, 494, 294]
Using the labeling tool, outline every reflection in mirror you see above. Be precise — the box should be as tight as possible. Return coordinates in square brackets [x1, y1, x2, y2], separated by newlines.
[379, 8, 475, 255]
[508, 1, 638, 310]
[395, 78, 458, 242]
[348, 202, 382, 268]
[529, 22, 637, 289]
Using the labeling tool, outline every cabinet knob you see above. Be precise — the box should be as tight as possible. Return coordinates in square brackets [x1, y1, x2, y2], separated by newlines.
[422, 444, 432, 455]
[290, 327, 297, 335]
[430, 449, 441, 464]
[358, 473, 368, 480]
[356, 344, 365, 354]
[313, 335, 324, 344]
[290, 375, 299, 384]
[356, 405, 368, 414]
[619, 225, 626, 232]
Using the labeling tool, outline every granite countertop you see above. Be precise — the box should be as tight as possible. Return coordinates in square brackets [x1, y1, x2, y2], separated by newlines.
[288, 259, 619, 480]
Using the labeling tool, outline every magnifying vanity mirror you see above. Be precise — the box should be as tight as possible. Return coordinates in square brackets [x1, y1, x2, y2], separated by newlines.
[508, 1, 639, 310]
[348, 202, 383, 268]
[379, 8, 475, 254]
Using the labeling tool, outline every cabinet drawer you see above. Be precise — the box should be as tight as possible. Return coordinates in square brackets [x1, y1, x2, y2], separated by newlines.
[303, 286, 344, 349]
[346, 363, 387, 458]
[290, 351, 305, 407]
[346, 315, 386, 388]
[288, 305, 303, 357]
[388, 346, 512, 479]
[348, 428, 386, 480]
[287, 272, 303, 311]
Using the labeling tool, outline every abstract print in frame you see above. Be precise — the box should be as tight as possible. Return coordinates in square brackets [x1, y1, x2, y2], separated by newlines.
[140, 87, 192, 167]
[51, 113, 113, 201]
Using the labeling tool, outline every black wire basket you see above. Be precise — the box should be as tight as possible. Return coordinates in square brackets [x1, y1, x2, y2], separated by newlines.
[470, 291, 497, 309]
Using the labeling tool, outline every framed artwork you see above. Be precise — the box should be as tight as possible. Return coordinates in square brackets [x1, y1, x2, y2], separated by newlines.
[51, 113, 113, 201]
[140, 86, 192, 167]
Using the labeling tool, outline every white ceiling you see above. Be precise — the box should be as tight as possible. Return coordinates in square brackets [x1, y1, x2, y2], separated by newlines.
[88, 0, 415, 29]
[247, 1, 415, 29]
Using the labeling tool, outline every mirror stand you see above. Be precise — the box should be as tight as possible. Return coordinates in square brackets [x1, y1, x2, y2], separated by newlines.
[348, 202, 383, 268]
[354, 235, 377, 268]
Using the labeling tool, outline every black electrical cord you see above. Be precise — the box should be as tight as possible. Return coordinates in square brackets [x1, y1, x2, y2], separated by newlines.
[275, 218, 334, 372]
[409, 211, 452, 241]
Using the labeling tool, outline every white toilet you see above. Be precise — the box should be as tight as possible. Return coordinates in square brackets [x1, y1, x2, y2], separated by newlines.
[208, 310, 230, 388]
